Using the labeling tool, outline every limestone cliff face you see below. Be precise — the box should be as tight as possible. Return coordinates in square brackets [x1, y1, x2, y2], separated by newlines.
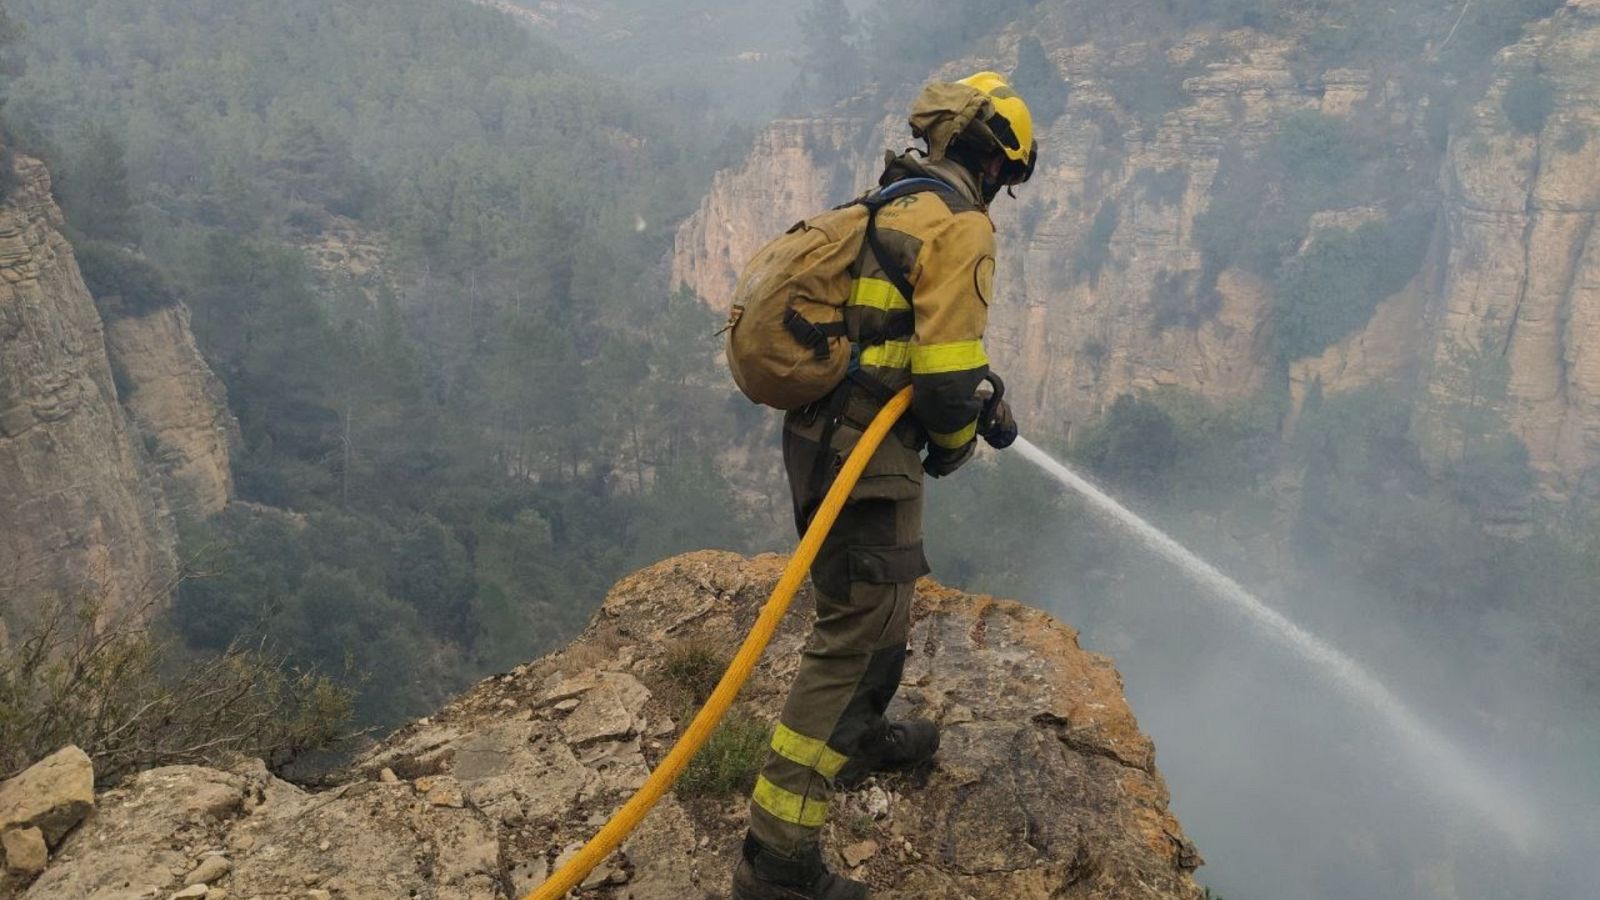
[1413, 0, 1600, 496]
[0, 157, 175, 622]
[102, 303, 236, 520]
[0, 153, 235, 630]
[672, 117, 868, 316]
[673, 30, 1338, 433]
[673, 3, 1600, 498]
[16, 552, 1202, 899]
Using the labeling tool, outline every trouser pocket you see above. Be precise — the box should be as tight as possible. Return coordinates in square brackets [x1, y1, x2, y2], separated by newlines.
[847, 542, 930, 584]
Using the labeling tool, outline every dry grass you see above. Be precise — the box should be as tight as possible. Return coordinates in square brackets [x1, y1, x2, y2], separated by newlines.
[660, 641, 728, 704]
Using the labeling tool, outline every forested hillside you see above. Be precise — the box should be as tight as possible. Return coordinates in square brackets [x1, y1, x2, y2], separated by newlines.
[3, 0, 765, 725]
[492, 0, 808, 120]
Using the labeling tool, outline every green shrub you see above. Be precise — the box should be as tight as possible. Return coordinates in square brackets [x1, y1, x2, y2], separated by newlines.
[1151, 270, 1201, 332]
[1108, 62, 1190, 134]
[1170, 0, 1278, 29]
[75, 241, 181, 319]
[1073, 394, 1180, 490]
[1273, 214, 1433, 362]
[1502, 69, 1555, 135]
[1080, 337, 1108, 368]
[1018, 198, 1054, 238]
[1448, 432, 1534, 513]
[1, 594, 352, 786]
[1073, 388, 1278, 503]
[1274, 111, 1359, 192]
[1075, 200, 1120, 283]
[1556, 123, 1589, 154]
[864, 0, 1033, 85]
[1454, 0, 1567, 63]
[1193, 159, 1308, 281]
[677, 712, 769, 798]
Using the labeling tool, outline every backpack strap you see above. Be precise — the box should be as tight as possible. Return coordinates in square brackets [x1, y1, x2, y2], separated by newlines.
[860, 177, 959, 309]
[783, 308, 849, 360]
[806, 177, 963, 500]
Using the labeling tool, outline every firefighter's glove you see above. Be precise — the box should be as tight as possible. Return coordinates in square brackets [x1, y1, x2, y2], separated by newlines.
[978, 395, 1018, 449]
[922, 440, 975, 478]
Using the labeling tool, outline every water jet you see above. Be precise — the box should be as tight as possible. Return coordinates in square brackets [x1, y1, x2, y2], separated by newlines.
[1012, 436, 1542, 849]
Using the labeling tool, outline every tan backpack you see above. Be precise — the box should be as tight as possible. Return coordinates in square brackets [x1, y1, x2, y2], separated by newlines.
[722, 179, 952, 409]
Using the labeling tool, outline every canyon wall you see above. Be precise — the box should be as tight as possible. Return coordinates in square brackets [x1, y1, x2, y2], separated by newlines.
[674, 0, 1600, 500]
[0, 154, 233, 632]
[1414, 0, 1600, 495]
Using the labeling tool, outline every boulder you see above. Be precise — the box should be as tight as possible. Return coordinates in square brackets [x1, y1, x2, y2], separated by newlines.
[182, 854, 231, 886]
[1, 827, 47, 877]
[0, 745, 94, 846]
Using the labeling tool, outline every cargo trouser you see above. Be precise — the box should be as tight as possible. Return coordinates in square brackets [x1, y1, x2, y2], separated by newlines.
[747, 397, 930, 856]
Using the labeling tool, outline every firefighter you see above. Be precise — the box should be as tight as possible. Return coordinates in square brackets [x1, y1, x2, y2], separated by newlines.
[733, 71, 1036, 900]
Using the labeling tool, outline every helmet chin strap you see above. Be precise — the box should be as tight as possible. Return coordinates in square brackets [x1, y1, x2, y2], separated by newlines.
[980, 174, 1003, 205]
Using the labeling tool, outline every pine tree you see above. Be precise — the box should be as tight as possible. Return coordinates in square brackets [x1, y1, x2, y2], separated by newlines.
[58, 123, 135, 242]
[797, 0, 861, 108]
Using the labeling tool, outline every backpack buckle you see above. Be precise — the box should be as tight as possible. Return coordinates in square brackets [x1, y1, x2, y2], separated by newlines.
[783, 308, 832, 360]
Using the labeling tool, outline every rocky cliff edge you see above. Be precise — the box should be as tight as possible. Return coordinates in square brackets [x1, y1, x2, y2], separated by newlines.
[0, 155, 176, 625]
[7, 551, 1201, 900]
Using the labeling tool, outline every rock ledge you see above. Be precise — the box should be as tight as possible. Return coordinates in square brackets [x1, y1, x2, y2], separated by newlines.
[8, 551, 1200, 899]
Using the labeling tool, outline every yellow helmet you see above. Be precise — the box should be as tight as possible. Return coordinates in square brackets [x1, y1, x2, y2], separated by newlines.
[957, 70, 1037, 184]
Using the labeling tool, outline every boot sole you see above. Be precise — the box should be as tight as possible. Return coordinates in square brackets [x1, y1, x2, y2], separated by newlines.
[833, 754, 937, 791]
[732, 860, 870, 900]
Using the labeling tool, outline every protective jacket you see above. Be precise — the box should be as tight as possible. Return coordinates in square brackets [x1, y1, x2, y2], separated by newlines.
[847, 153, 994, 455]
[748, 153, 998, 857]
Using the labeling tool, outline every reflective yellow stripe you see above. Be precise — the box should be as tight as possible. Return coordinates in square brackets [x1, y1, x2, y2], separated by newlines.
[928, 420, 978, 450]
[860, 340, 911, 369]
[911, 340, 988, 375]
[847, 277, 909, 312]
[770, 724, 849, 779]
[751, 776, 829, 827]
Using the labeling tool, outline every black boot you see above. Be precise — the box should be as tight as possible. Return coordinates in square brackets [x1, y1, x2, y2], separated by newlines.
[731, 834, 869, 900]
[834, 718, 940, 789]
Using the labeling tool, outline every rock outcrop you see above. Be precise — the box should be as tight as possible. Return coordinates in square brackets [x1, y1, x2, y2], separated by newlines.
[673, 117, 869, 317]
[0, 745, 95, 879]
[0, 149, 234, 634]
[1414, 0, 1600, 495]
[11, 552, 1201, 899]
[102, 303, 236, 520]
[0, 156, 176, 623]
[673, 2, 1600, 499]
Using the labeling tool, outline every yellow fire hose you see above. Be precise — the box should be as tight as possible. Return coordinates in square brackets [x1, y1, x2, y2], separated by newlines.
[524, 387, 912, 900]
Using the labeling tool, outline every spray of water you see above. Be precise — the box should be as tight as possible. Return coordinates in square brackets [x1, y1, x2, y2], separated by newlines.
[1011, 436, 1542, 848]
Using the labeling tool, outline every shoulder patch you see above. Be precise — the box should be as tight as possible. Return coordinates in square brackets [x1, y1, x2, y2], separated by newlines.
[974, 255, 996, 305]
